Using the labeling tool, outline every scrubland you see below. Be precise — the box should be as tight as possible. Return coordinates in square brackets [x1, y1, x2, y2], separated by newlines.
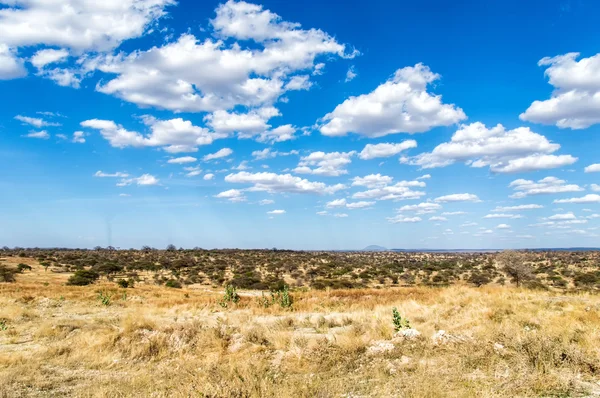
[1, 254, 600, 397]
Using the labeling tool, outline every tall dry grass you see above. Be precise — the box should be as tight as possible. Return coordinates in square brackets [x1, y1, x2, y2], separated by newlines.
[1, 259, 599, 397]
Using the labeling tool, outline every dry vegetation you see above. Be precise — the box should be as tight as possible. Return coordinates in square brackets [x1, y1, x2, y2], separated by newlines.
[1, 250, 600, 397]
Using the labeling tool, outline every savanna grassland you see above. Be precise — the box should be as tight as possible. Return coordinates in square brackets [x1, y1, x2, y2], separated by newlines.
[1, 249, 600, 397]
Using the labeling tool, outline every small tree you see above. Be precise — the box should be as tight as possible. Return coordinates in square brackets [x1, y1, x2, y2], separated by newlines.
[497, 250, 533, 288]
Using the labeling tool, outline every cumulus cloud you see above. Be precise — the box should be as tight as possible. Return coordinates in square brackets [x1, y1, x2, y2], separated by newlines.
[416, 174, 431, 180]
[319, 64, 465, 137]
[251, 148, 299, 160]
[267, 209, 286, 215]
[509, 176, 583, 198]
[442, 211, 466, 216]
[168, 156, 197, 164]
[429, 216, 447, 221]
[403, 122, 576, 173]
[334, 213, 348, 218]
[259, 199, 274, 205]
[72, 131, 86, 143]
[483, 213, 524, 219]
[326, 198, 347, 208]
[496, 224, 511, 229]
[0, 44, 26, 79]
[585, 164, 600, 173]
[225, 171, 345, 195]
[15, 115, 60, 128]
[553, 194, 600, 204]
[397, 202, 442, 214]
[520, 53, 600, 129]
[203, 173, 215, 180]
[434, 193, 480, 203]
[294, 151, 356, 177]
[352, 180, 426, 201]
[548, 212, 576, 220]
[346, 201, 374, 209]
[215, 189, 246, 202]
[23, 130, 49, 139]
[93, 1, 354, 112]
[345, 66, 357, 82]
[351, 174, 393, 189]
[30, 49, 70, 69]
[94, 171, 129, 178]
[387, 215, 422, 224]
[81, 117, 222, 152]
[358, 140, 417, 160]
[591, 184, 600, 192]
[116, 174, 159, 186]
[203, 148, 233, 161]
[493, 204, 544, 212]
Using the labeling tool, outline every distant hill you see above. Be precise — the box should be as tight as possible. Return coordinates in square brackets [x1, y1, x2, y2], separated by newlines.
[363, 245, 388, 252]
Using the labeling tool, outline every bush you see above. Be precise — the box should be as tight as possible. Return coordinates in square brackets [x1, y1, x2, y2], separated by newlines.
[17, 263, 32, 273]
[392, 307, 410, 332]
[116, 279, 134, 288]
[0, 265, 17, 283]
[165, 279, 182, 289]
[66, 269, 100, 286]
[219, 284, 240, 308]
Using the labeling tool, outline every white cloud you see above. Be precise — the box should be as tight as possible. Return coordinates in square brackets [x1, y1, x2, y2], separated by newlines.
[259, 199, 274, 205]
[294, 151, 355, 177]
[493, 204, 543, 212]
[30, 49, 70, 69]
[203, 173, 215, 181]
[119, 193, 131, 197]
[326, 198, 347, 208]
[320, 64, 465, 137]
[94, 171, 129, 178]
[429, 216, 447, 221]
[203, 148, 233, 161]
[351, 174, 393, 189]
[585, 164, 600, 173]
[346, 201, 375, 209]
[225, 171, 346, 195]
[397, 202, 442, 214]
[168, 156, 197, 164]
[215, 189, 246, 202]
[441, 211, 466, 216]
[509, 176, 583, 198]
[352, 180, 426, 201]
[205, 107, 278, 137]
[93, 1, 354, 112]
[0, 44, 26, 79]
[416, 174, 431, 180]
[548, 212, 576, 220]
[345, 65, 357, 82]
[267, 209, 285, 215]
[591, 184, 600, 192]
[387, 215, 422, 224]
[483, 214, 524, 219]
[461, 222, 478, 227]
[251, 148, 299, 160]
[520, 53, 600, 129]
[358, 140, 417, 160]
[15, 115, 60, 128]
[434, 193, 480, 203]
[404, 122, 576, 173]
[72, 131, 86, 144]
[117, 174, 160, 186]
[554, 194, 600, 204]
[24, 130, 49, 139]
[334, 213, 348, 218]
[81, 117, 222, 152]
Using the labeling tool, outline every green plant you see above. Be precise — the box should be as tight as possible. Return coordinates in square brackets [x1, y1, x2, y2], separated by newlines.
[0, 264, 17, 283]
[165, 279, 182, 289]
[98, 291, 112, 306]
[0, 319, 7, 331]
[219, 284, 240, 308]
[67, 269, 100, 286]
[257, 292, 272, 308]
[116, 279, 134, 288]
[17, 263, 32, 273]
[392, 307, 410, 332]
[271, 285, 293, 309]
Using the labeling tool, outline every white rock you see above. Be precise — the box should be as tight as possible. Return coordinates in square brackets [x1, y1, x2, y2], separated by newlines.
[366, 340, 395, 356]
[394, 328, 421, 340]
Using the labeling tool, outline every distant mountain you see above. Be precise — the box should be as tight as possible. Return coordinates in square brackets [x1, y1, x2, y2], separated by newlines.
[363, 245, 388, 252]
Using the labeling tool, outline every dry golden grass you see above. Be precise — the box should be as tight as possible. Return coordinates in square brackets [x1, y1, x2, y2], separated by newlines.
[1, 258, 600, 397]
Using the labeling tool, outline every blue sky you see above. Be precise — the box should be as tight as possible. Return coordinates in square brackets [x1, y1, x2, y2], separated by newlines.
[1, 0, 600, 250]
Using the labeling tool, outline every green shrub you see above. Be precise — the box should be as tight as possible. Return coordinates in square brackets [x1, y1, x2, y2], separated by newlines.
[165, 279, 182, 289]
[116, 279, 134, 288]
[392, 307, 410, 332]
[219, 284, 240, 308]
[17, 263, 32, 273]
[0, 265, 17, 283]
[66, 269, 100, 286]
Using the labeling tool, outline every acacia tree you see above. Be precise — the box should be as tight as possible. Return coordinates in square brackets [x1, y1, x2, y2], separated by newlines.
[497, 250, 533, 287]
